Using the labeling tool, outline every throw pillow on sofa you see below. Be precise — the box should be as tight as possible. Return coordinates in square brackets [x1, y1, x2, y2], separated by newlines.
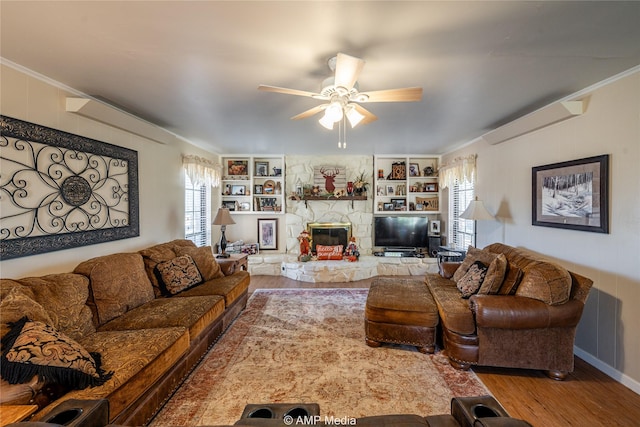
[456, 261, 488, 298]
[477, 253, 508, 295]
[155, 254, 203, 295]
[1, 317, 112, 390]
[452, 246, 498, 283]
[498, 263, 524, 295]
[174, 245, 225, 281]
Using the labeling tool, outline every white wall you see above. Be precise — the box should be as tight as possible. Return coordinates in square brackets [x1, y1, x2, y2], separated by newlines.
[442, 69, 640, 392]
[1, 64, 218, 278]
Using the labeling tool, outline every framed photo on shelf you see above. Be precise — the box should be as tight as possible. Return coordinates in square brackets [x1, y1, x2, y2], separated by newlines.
[238, 202, 251, 211]
[231, 185, 246, 195]
[425, 183, 438, 192]
[532, 154, 609, 233]
[386, 185, 394, 195]
[255, 161, 269, 177]
[391, 198, 406, 210]
[409, 163, 420, 176]
[383, 202, 395, 211]
[227, 160, 248, 176]
[257, 218, 278, 250]
[416, 197, 439, 211]
[254, 184, 263, 195]
[222, 200, 237, 211]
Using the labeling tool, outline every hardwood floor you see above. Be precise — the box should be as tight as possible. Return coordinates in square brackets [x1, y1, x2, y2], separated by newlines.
[249, 275, 640, 427]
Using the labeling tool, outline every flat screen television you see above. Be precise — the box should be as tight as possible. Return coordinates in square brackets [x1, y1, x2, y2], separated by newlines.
[374, 216, 429, 249]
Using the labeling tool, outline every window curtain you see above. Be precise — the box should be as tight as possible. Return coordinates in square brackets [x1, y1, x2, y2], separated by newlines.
[438, 154, 477, 189]
[182, 155, 221, 188]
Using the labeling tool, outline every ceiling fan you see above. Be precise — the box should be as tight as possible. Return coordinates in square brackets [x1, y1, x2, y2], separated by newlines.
[258, 53, 423, 130]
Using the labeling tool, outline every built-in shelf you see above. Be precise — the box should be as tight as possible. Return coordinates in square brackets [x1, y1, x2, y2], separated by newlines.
[374, 155, 441, 214]
[220, 155, 285, 214]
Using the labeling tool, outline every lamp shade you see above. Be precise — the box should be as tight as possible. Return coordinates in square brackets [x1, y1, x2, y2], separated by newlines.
[212, 207, 236, 226]
[325, 101, 344, 122]
[318, 113, 335, 130]
[459, 197, 494, 221]
[346, 105, 365, 128]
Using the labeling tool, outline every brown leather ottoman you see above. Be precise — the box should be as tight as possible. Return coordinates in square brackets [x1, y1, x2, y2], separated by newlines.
[365, 277, 439, 353]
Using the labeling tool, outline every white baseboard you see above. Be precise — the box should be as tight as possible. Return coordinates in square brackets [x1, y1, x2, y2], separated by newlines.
[574, 347, 640, 395]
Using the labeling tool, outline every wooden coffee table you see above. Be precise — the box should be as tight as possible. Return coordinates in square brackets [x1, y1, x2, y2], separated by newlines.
[0, 405, 38, 426]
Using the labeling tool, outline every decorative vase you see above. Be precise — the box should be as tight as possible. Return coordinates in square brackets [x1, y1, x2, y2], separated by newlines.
[347, 181, 354, 196]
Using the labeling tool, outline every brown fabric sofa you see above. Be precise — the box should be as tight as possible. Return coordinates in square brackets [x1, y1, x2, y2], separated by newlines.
[425, 243, 593, 380]
[0, 239, 250, 426]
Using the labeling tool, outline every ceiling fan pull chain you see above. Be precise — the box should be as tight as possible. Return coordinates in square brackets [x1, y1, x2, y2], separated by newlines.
[342, 116, 347, 149]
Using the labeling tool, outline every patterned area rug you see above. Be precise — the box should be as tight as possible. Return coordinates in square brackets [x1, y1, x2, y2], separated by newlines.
[151, 288, 489, 426]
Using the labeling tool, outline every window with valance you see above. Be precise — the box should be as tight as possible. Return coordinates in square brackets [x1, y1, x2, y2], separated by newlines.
[438, 154, 477, 190]
[182, 155, 222, 188]
[439, 155, 477, 248]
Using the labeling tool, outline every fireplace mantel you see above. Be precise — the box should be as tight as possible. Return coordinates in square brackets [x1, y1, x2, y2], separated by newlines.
[291, 195, 367, 208]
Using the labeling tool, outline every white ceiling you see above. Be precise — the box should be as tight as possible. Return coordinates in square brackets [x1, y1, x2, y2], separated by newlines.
[1, 1, 639, 155]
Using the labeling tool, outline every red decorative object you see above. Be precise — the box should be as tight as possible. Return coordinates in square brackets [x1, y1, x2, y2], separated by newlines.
[320, 166, 340, 193]
[347, 181, 354, 196]
[344, 236, 360, 262]
[297, 230, 310, 260]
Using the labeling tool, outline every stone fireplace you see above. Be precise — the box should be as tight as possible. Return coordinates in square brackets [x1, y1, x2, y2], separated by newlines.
[246, 155, 439, 282]
[285, 155, 374, 256]
[307, 222, 352, 253]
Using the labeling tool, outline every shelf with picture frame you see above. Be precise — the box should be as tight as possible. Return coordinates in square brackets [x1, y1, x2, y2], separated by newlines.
[373, 154, 440, 214]
[220, 155, 285, 214]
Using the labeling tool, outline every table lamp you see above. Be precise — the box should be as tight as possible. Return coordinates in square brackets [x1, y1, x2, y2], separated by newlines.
[459, 197, 494, 247]
[212, 207, 236, 258]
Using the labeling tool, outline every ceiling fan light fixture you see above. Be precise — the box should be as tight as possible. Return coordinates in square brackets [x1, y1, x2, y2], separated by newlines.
[319, 114, 335, 130]
[346, 105, 365, 128]
[324, 101, 344, 122]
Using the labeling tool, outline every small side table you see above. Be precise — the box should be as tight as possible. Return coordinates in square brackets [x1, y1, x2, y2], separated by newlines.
[217, 253, 248, 275]
[436, 251, 463, 266]
[0, 404, 38, 426]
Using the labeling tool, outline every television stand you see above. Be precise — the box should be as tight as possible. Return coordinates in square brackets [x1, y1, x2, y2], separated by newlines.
[382, 247, 418, 257]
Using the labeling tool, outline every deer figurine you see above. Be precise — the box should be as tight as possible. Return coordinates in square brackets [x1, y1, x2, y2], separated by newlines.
[320, 167, 340, 193]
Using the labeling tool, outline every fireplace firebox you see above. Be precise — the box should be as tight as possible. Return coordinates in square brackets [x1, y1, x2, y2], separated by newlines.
[307, 222, 352, 254]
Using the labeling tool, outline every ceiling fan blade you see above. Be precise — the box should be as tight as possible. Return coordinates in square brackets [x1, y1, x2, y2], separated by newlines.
[334, 53, 365, 91]
[358, 87, 423, 103]
[290, 104, 327, 120]
[258, 84, 319, 98]
[353, 104, 378, 125]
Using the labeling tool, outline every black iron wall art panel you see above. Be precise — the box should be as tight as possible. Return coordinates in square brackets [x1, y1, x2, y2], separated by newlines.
[532, 154, 609, 234]
[1, 116, 139, 259]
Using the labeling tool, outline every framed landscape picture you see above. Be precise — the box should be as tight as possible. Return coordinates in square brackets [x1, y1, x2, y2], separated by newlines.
[532, 154, 609, 233]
